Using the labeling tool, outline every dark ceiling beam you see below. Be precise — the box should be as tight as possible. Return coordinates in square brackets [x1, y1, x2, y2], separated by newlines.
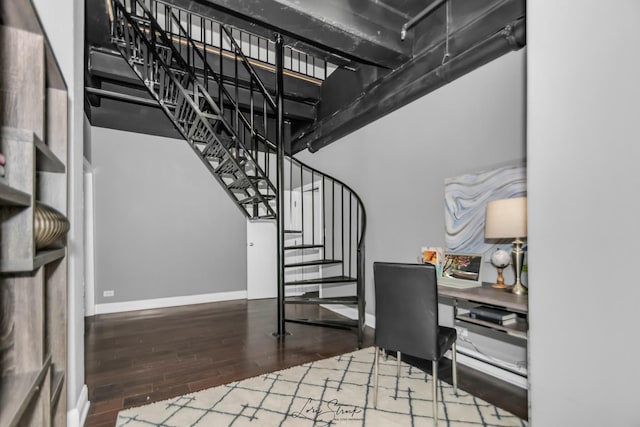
[291, 6, 525, 153]
[173, 0, 412, 68]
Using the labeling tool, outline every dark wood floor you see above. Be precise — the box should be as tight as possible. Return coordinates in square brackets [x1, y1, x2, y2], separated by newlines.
[84, 299, 528, 426]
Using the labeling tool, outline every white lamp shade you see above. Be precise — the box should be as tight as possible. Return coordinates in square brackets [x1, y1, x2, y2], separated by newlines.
[485, 197, 527, 239]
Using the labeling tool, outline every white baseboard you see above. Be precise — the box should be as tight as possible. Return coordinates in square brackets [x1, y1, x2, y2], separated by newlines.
[94, 290, 248, 315]
[67, 384, 90, 427]
[321, 305, 527, 389]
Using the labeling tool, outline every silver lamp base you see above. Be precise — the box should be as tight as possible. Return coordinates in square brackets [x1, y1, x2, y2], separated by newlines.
[511, 239, 527, 295]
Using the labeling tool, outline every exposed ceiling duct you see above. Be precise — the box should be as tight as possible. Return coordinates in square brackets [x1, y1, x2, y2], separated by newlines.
[291, 5, 525, 153]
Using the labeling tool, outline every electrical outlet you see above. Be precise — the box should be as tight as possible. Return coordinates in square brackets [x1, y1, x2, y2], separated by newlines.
[455, 326, 468, 338]
[103, 290, 115, 297]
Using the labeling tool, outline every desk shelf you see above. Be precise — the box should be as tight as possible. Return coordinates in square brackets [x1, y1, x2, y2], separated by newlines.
[440, 283, 529, 340]
[439, 282, 528, 314]
[456, 313, 528, 340]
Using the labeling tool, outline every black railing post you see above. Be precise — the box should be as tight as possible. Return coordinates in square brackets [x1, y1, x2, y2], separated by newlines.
[274, 33, 287, 337]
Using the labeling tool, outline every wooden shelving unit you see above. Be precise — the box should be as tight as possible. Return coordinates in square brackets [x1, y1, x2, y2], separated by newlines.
[1, 0, 69, 426]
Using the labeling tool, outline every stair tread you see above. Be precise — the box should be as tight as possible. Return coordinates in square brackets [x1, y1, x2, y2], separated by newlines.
[284, 291, 358, 305]
[130, 15, 151, 24]
[238, 194, 276, 205]
[285, 259, 341, 268]
[215, 156, 247, 174]
[227, 176, 266, 191]
[285, 318, 358, 328]
[284, 244, 324, 250]
[285, 275, 357, 286]
[200, 112, 221, 120]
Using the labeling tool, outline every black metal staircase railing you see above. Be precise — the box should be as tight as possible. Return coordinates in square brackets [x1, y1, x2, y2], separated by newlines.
[281, 157, 366, 344]
[112, 0, 278, 219]
[110, 0, 367, 345]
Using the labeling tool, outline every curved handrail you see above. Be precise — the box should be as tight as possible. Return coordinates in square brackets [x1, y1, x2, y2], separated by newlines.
[287, 154, 367, 255]
[282, 152, 367, 343]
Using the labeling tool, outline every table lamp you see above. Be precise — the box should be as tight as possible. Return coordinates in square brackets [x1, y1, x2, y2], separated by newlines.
[484, 197, 528, 295]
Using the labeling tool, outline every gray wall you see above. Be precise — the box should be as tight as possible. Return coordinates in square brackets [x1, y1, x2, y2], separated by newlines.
[298, 49, 526, 317]
[91, 127, 247, 304]
[528, 1, 640, 425]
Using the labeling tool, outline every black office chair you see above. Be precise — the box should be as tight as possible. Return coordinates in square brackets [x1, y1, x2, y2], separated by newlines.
[373, 262, 457, 426]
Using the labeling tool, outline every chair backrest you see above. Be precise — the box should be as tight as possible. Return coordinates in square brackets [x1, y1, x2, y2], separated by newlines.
[374, 262, 441, 360]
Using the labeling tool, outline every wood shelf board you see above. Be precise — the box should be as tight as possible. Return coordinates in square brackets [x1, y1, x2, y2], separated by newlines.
[35, 134, 65, 173]
[439, 282, 528, 313]
[457, 313, 528, 339]
[0, 247, 66, 272]
[0, 356, 51, 427]
[50, 370, 64, 408]
[0, 181, 30, 206]
[0, 126, 65, 173]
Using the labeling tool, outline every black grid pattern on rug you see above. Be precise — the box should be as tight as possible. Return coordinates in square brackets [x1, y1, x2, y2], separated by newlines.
[117, 347, 527, 426]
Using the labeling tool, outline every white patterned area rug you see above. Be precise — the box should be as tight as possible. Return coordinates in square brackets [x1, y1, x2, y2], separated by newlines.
[117, 347, 527, 426]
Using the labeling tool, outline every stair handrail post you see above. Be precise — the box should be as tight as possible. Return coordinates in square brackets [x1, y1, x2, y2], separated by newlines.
[357, 242, 366, 347]
[275, 32, 287, 337]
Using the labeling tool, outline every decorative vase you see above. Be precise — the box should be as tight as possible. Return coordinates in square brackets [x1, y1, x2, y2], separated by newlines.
[34, 202, 69, 249]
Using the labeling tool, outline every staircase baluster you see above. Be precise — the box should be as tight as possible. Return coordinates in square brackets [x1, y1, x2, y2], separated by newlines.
[201, 16, 207, 92]
[219, 25, 224, 115]
[300, 162, 304, 244]
[263, 97, 268, 178]
[349, 194, 353, 277]
[332, 180, 335, 261]
[322, 176, 326, 251]
[234, 48, 239, 134]
[341, 185, 345, 278]
[311, 171, 315, 246]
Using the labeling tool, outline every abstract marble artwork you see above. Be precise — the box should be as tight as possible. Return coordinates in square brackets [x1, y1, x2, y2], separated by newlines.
[444, 163, 526, 256]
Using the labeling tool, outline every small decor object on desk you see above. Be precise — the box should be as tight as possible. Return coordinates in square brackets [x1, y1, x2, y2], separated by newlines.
[34, 202, 70, 249]
[490, 249, 511, 289]
[421, 246, 444, 277]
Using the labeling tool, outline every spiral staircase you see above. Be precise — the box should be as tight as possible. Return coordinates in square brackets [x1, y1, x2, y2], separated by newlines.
[109, 0, 366, 345]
